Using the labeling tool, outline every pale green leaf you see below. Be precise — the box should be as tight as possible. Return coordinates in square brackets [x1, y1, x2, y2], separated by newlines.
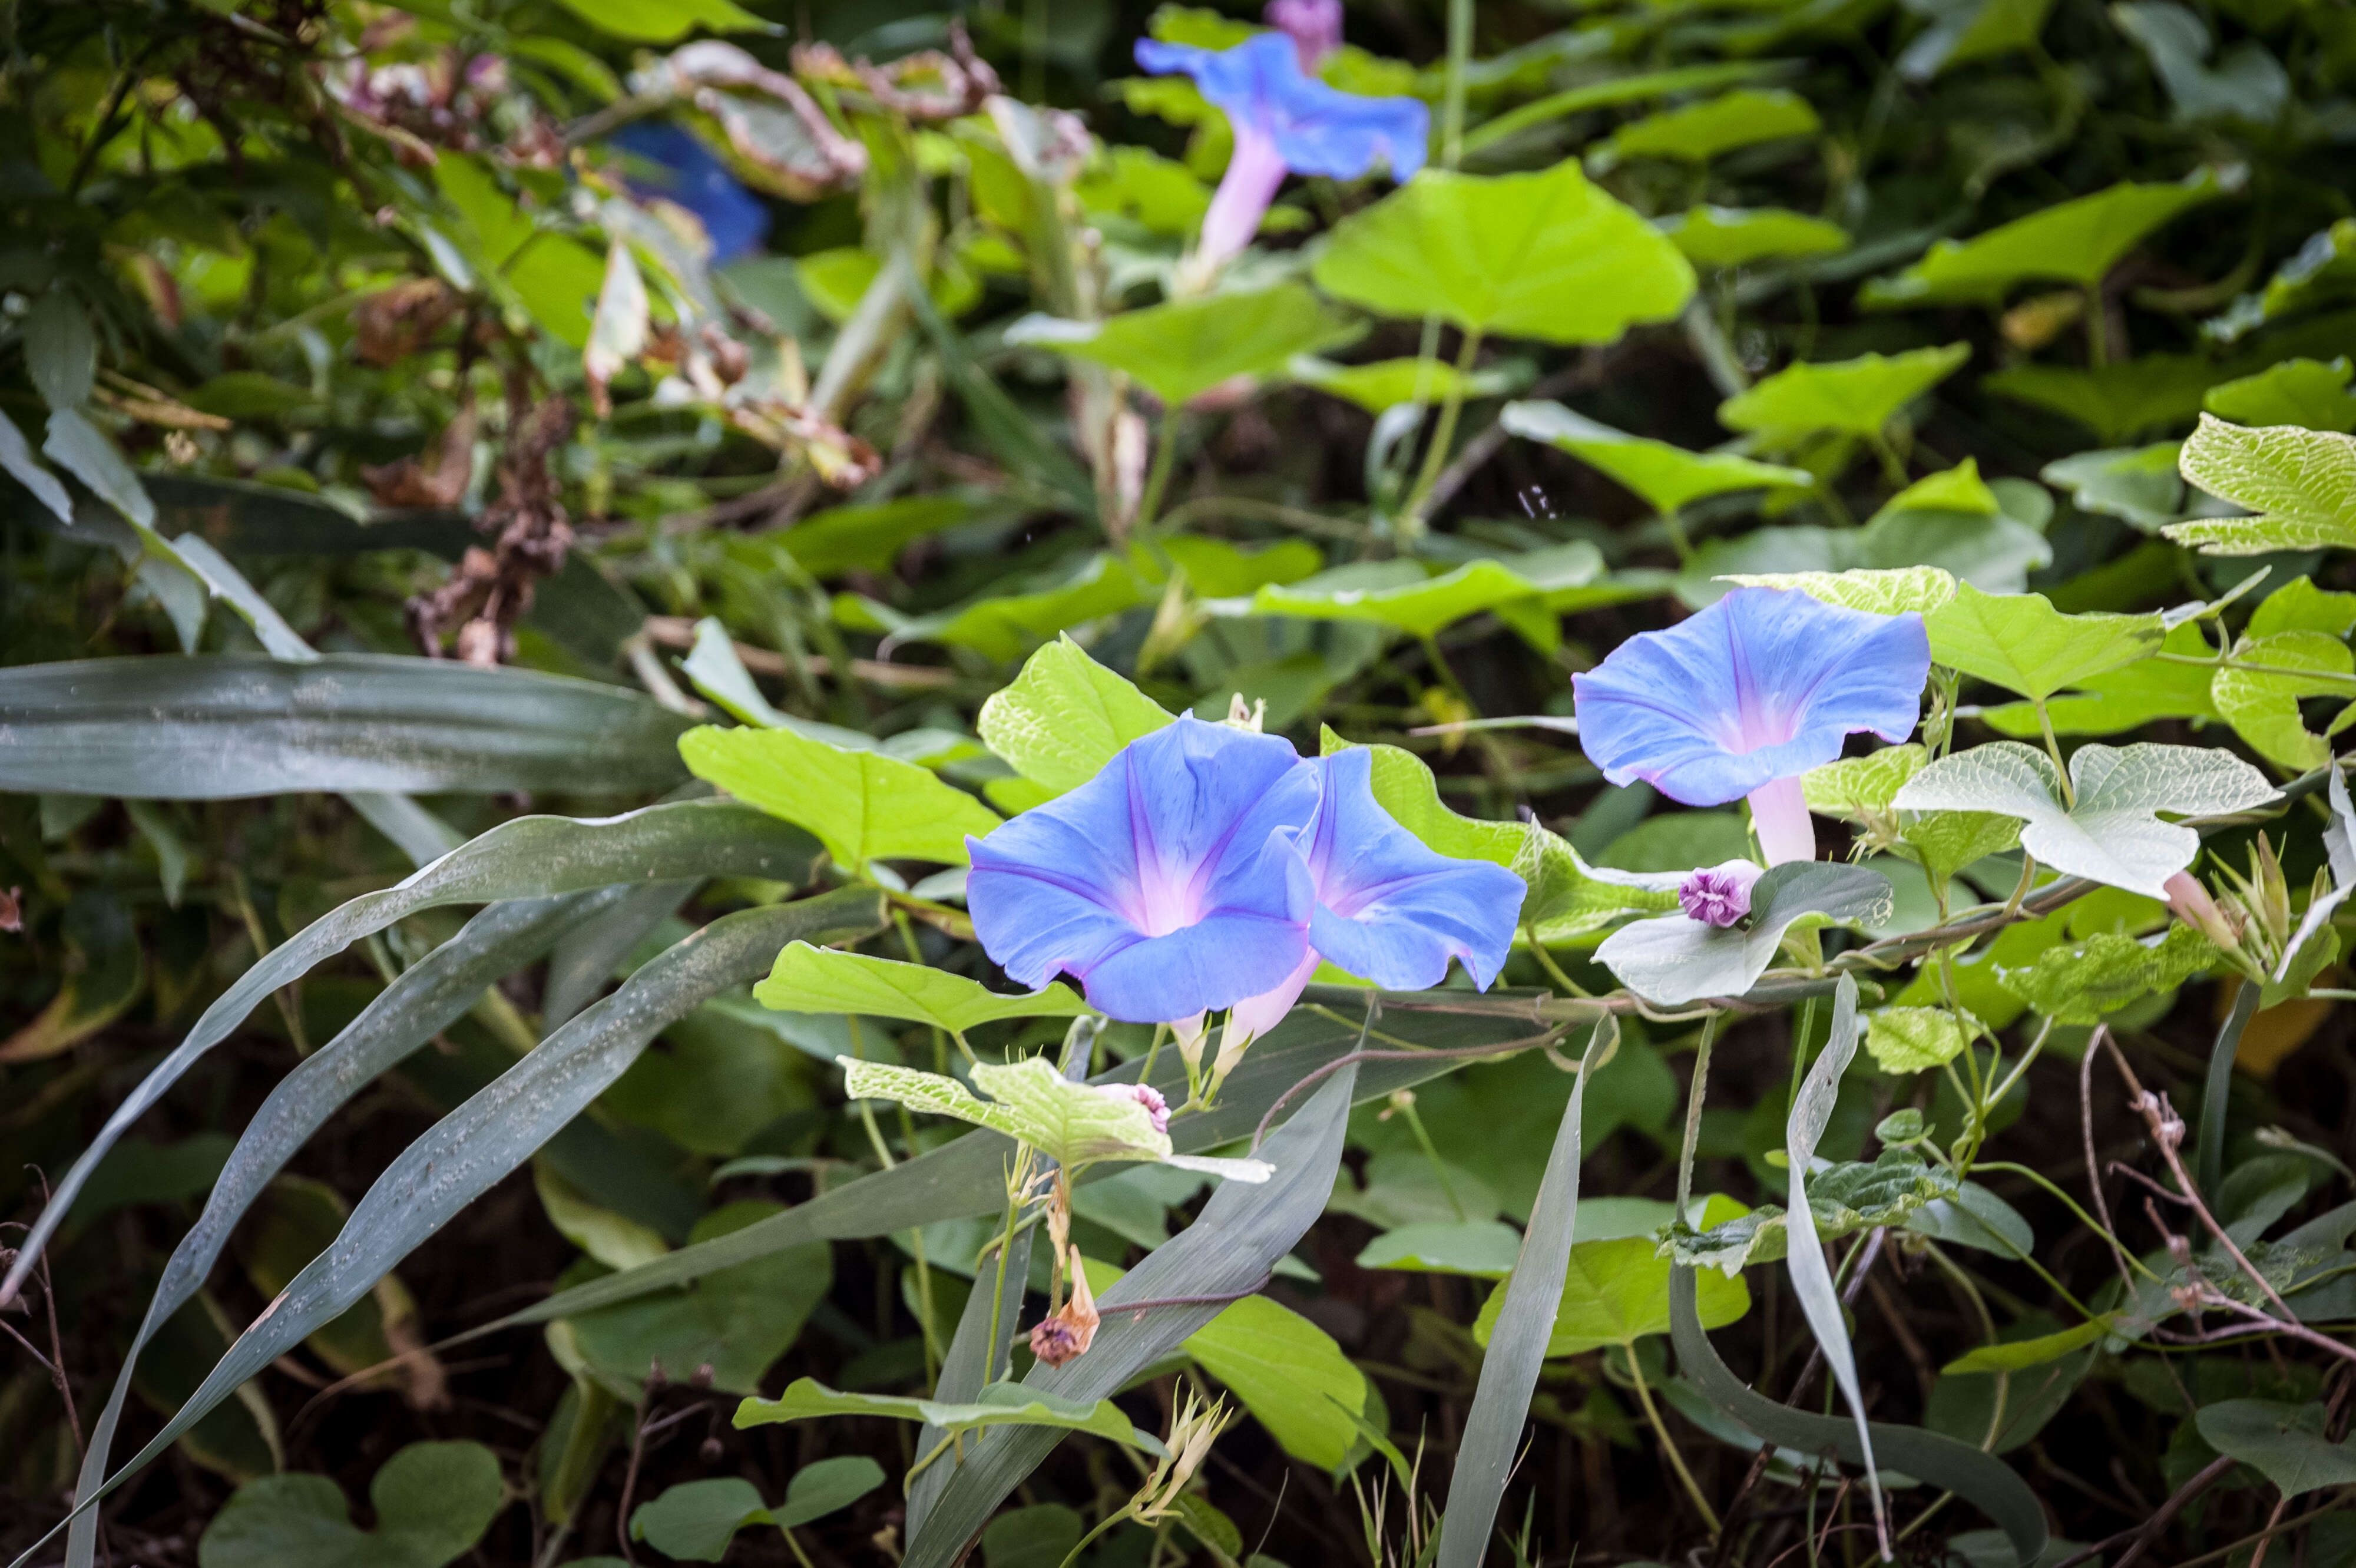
[843, 1057, 1205, 1173]
[2212, 630, 2354, 771]
[1008, 284, 1360, 408]
[2040, 443, 2186, 532]
[1867, 1007, 1971, 1073]
[1984, 353, 2232, 443]
[1591, 88, 1821, 167]
[1250, 547, 1615, 641]
[1473, 1195, 1752, 1355]
[1873, 458, 2000, 520]
[1864, 171, 2223, 303]
[1891, 740, 2278, 898]
[1355, 1220, 1524, 1278]
[1978, 621, 2220, 736]
[1312, 161, 1696, 345]
[1940, 1316, 2117, 1375]
[1998, 924, 2218, 1023]
[1718, 344, 1971, 441]
[680, 725, 1001, 872]
[1660, 206, 1850, 270]
[1803, 745, 1928, 819]
[1289, 355, 1510, 415]
[1183, 1294, 1367, 1468]
[1719, 565, 1957, 617]
[1318, 727, 1530, 868]
[1924, 583, 2165, 700]
[2204, 357, 2356, 435]
[1501, 401, 1812, 514]
[756, 944, 1086, 1034]
[2168, 413, 2356, 554]
[734, 1378, 1163, 1451]
[545, 0, 769, 40]
[978, 636, 1173, 798]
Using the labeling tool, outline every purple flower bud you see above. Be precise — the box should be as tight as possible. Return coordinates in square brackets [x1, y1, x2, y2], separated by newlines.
[1678, 859, 1764, 928]
[1101, 1081, 1172, 1134]
[1265, 0, 1344, 69]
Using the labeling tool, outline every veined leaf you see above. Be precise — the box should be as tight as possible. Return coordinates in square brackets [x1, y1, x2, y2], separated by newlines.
[1667, 1150, 1962, 1272]
[680, 723, 1000, 871]
[1312, 161, 1696, 346]
[1924, 583, 2165, 700]
[1719, 565, 1957, 617]
[1997, 924, 2217, 1023]
[1319, 726, 1530, 868]
[2169, 413, 2356, 554]
[2212, 630, 2354, 770]
[757, 945, 1086, 1034]
[2195, 1400, 2356, 1497]
[1865, 1007, 1971, 1073]
[978, 636, 1173, 798]
[1891, 740, 2277, 898]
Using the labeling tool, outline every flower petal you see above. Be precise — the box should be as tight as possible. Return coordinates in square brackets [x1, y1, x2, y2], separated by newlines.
[1572, 587, 1929, 806]
[966, 714, 1318, 1020]
[1295, 748, 1526, 990]
[1134, 33, 1427, 183]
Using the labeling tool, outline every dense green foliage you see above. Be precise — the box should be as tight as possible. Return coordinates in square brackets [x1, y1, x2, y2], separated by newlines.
[5, 0, 2356, 1564]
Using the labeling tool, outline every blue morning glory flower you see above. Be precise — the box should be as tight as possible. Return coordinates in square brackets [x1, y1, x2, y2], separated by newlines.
[1571, 588, 1930, 865]
[1229, 746, 1527, 1041]
[1134, 31, 1427, 279]
[965, 716, 1518, 1037]
[612, 120, 771, 266]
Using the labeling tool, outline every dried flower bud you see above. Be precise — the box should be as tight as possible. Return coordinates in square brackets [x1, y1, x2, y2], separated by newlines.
[1678, 859, 1764, 928]
[1028, 1247, 1100, 1367]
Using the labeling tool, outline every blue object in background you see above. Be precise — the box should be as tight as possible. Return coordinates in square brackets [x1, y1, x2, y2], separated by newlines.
[611, 120, 771, 265]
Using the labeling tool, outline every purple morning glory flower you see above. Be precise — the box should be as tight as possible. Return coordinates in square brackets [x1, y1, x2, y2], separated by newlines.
[1572, 588, 1930, 866]
[965, 716, 1519, 1037]
[1265, 0, 1344, 68]
[613, 121, 771, 265]
[1679, 860, 1763, 927]
[1134, 31, 1427, 278]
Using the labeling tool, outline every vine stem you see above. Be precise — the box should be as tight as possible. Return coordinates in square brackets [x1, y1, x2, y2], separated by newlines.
[1624, 1344, 1721, 1532]
[1401, 328, 1485, 525]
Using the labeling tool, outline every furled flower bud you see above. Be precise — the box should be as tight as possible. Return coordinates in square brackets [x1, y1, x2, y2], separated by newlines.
[1098, 1080, 1171, 1135]
[1265, 0, 1344, 69]
[1678, 859, 1764, 928]
[2163, 870, 2241, 951]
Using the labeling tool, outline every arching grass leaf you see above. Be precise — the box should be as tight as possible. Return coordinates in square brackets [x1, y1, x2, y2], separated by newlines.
[1434, 1022, 1613, 1568]
[1670, 1266, 2049, 1565]
[0, 654, 693, 798]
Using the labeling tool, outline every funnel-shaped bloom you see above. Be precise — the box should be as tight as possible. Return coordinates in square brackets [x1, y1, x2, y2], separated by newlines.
[613, 121, 770, 264]
[1230, 747, 1526, 1041]
[967, 716, 1518, 1038]
[1135, 32, 1427, 277]
[1573, 588, 1930, 866]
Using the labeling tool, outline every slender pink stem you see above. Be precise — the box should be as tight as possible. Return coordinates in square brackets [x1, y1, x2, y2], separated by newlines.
[1196, 127, 1287, 273]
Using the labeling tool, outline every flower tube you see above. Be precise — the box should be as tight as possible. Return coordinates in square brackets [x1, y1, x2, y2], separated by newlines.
[1573, 588, 1931, 865]
[1134, 32, 1426, 285]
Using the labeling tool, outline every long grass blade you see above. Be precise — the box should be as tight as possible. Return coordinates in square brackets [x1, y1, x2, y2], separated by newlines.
[1433, 1018, 1616, 1568]
[24, 888, 884, 1568]
[0, 798, 817, 1307]
[61, 889, 624, 1568]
